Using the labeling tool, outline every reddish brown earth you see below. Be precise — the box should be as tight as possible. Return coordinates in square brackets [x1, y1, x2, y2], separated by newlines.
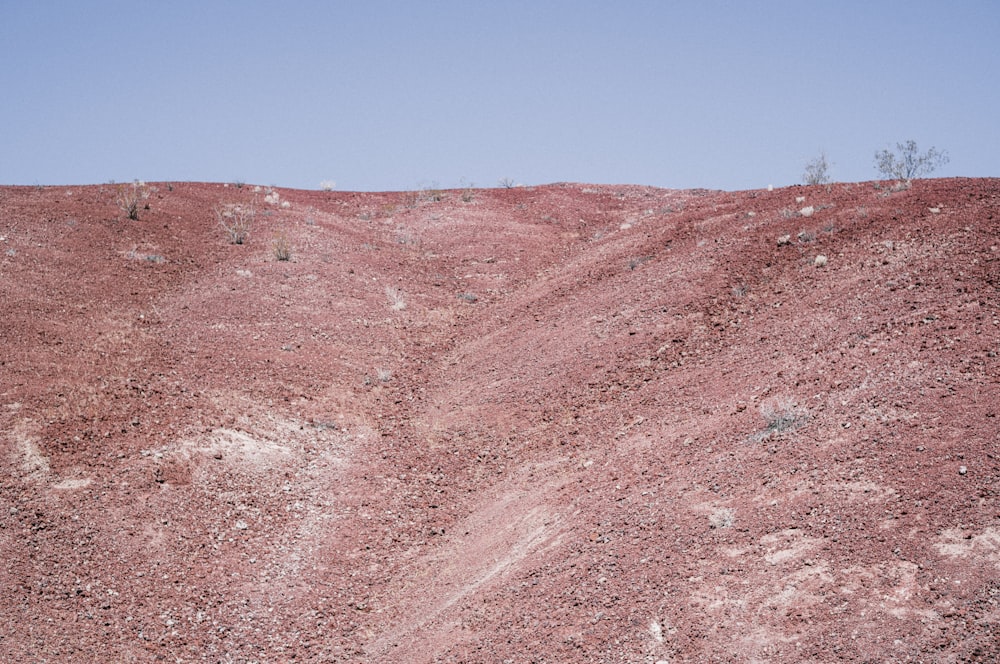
[1, 178, 998, 662]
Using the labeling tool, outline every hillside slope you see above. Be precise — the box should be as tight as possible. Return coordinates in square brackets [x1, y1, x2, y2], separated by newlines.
[1, 179, 998, 662]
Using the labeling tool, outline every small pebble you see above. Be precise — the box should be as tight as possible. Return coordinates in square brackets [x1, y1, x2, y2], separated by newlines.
[959, 466, 967, 475]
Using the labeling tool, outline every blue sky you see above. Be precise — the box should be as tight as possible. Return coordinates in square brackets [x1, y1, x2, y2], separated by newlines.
[2, 1, 997, 191]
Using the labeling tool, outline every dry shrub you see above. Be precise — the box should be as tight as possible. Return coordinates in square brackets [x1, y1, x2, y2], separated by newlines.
[752, 397, 808, 442]
[273, 232, 291, 261]
[803, 151, 831, 185]
[385, 286, 406, 311]
[709, 508, 735, 529]
[116, 181, 150, 220]
[216, 202, 255, 244]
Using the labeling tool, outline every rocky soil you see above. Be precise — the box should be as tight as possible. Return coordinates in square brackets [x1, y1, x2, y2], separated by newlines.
[1, 178, 998, 662]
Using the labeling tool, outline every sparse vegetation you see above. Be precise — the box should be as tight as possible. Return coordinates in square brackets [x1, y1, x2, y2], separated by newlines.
[752, 398, 808, 442]
[875, 140, 949, 181]
[803, 151, 831, 185]
[273, 232, 292, 261]
[628, 256, 651, 270]
[319, 180, 336, 191]
[216, 202, 255, 244]
[363, 372, 387, 386]
[385, 286, 407, 311]
[116, 181, 150, 220]
[6, 174, 1000, 661]
[498, 177, 516, 189]
[395, 229, 420, 247]
[709, 508, 735, 529]
[422, 187, 443, 202]
[402, 191, 420, 209]
[126, 248, 165, 263]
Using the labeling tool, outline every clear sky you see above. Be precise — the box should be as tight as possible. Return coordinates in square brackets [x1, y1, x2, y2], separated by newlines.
[2, 1, 997, 191]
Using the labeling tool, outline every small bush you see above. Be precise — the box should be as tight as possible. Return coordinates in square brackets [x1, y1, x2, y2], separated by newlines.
[875, 140, 949, 181]
[709, 508, 735, 529]
[116, 181, 150, 220]
[628, 256, 651, 270]
[385, 286, 406, 311]
[216, 202, 255, 244]
[395, 229, 420, 247]
[402, 191, 420, 209]
[752, 398, 808, 442]
[803, 151, 831, 185]
[273, 232, 291, 261]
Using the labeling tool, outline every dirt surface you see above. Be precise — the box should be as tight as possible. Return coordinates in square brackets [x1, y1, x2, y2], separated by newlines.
[1, 178, 998, 662]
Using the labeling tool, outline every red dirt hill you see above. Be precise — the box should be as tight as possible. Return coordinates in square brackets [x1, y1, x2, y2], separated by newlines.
[1, 179, 998, 662]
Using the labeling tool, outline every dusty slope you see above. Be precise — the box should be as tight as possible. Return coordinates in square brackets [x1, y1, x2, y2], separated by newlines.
[0, 178, 998, 662]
